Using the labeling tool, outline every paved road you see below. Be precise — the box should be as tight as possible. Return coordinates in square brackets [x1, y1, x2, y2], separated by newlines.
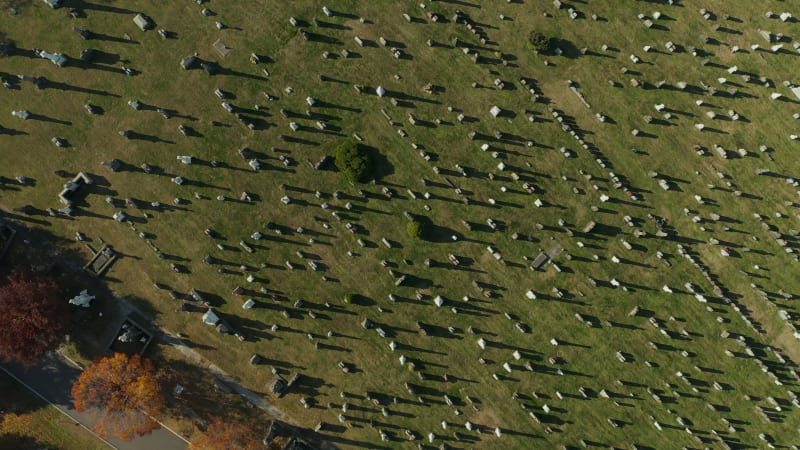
[2, 353, 188, 450]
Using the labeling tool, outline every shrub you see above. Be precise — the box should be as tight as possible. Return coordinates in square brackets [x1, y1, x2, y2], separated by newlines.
[190, 418, 261, 450]
[335, 140, 372, 183]
[343, 293, 355, 304]
[407, 220, 426, 240]
[527, 31, 553, 53]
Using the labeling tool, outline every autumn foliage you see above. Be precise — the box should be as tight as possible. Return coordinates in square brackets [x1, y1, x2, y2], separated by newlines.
[72, 352, 165, 440]
[190, 418, 262, 450]
[0, 271, 69, 366]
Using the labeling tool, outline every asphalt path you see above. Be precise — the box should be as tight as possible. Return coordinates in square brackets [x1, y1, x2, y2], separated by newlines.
[2, 353, 188, 450]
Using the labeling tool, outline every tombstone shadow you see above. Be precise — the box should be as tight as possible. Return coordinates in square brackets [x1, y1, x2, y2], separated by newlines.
[306, 111, 342, 123]
[160, 109, 199, 122]
[89, 32, 139, 44]
[0, 127, 27, 136]
[279, 135, 320, 146]
[386, 90, 441, 106]
[239, 116, 273, 131]
[336, 293, 373, 309]
[716, 26, 742, 35]
[65, 0, 136, 14]
[0, 78, 21, 90]
[314, 19, 351, 30]
[398, 274, 432, 290]
[217, 67, 267, 82]
[26, 113, 71, 125]
[228, 316, 272, 341]
[586, 222, 622, 237]
[41, 78, 120, 98]
[291, 374, 334, 399]
[305, 32, 343, 45]
[77, 48, 121, 66]
[124, 131, 174, 144]
[75, 61, 130, 75]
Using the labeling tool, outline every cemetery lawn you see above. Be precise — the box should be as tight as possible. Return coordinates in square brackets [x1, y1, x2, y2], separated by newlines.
[2, 0, 800, 448]
[0, 370, 109, 450]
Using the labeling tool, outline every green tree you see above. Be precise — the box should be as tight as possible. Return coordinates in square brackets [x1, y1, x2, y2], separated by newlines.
[335, 141, 372, 183]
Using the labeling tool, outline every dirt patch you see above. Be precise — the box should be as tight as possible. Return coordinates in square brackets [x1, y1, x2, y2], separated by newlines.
[471, 407, 501, 428]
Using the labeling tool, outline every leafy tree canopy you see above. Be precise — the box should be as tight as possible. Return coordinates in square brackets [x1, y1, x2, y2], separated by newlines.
[72, 353, 165, 440]
[335, 140, 372, 183]
[0, 271, 69, 366]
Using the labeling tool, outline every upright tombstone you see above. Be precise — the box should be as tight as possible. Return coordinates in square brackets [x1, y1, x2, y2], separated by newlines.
[133, 13, 154, 32]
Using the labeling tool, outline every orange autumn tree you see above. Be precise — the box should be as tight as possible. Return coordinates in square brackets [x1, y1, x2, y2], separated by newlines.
[190, 418, 262, 450]
[71, 352, 165, 440]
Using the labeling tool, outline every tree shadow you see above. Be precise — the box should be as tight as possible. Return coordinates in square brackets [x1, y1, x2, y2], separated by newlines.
[0, 432, 48, 450]
[361, 144, 393, 182]
[413, 216, 459, 243]
[551, 38, 581, 59]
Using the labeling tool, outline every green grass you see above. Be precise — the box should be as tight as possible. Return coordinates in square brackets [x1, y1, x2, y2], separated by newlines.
[2, 1, 800, 448]
[0, 370, 109, 450]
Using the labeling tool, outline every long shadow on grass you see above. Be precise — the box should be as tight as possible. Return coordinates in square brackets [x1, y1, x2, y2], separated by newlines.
[123, 130, 174, 144]
[40, 77, 120, 97]
[73, 208, 114, 221]
[217, 67, 268, 82]
[394, 341, 446, 356]
[79, 49, 120, 65]
[66, 0, 138, 15]
[314, 19, 351, 30]
[310, 99, 362, 114]
[0, 127, 27, 136]
[305, 32, 343, 46]
[279, 135, 320, 146]
[88, 32, 139, 44]
[73, 61, 132, 75]
[317, 432, 390, 450]
[27, 113, 71, 126]
[0, 432, 49, 449]
[173, 336, 216, 351]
